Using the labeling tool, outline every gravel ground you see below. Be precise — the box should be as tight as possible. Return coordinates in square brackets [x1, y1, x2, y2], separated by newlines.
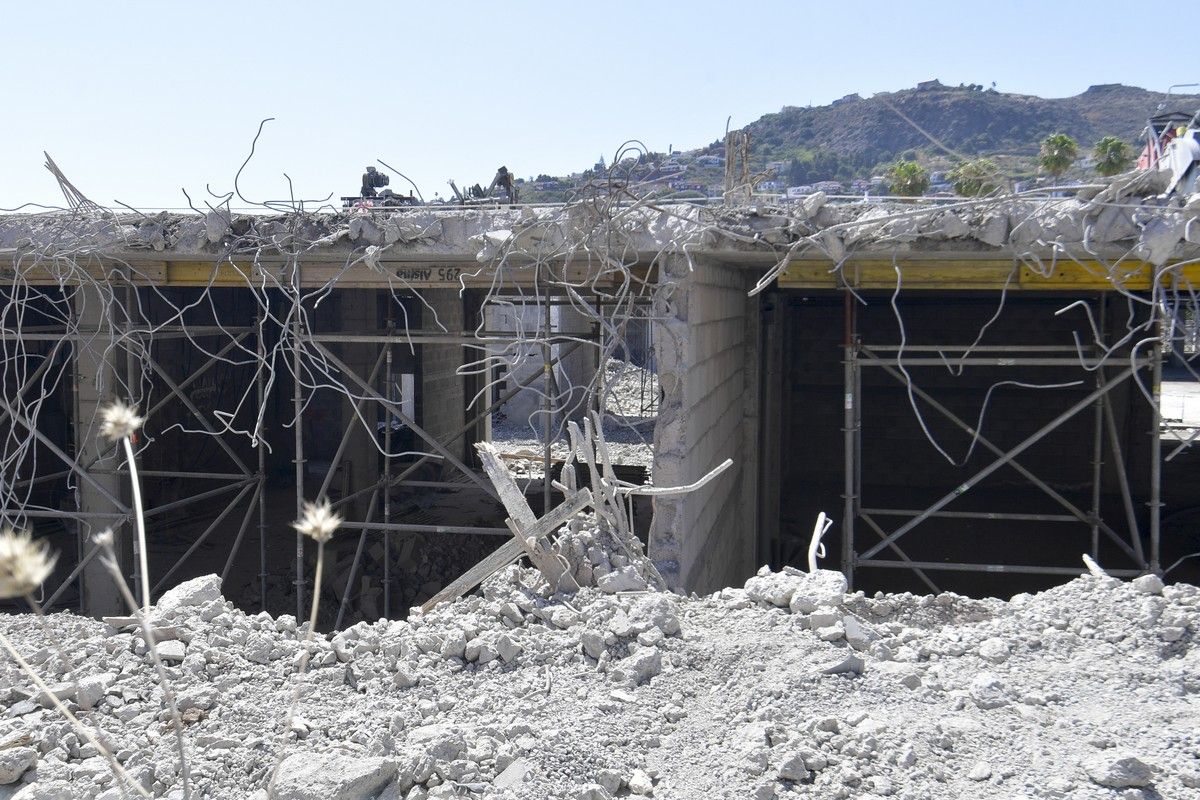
[0, 561, 1196, 799]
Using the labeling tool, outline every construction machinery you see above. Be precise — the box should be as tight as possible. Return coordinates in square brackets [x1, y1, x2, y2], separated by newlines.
[342, 166, 421, 210]
[448, 166, 519, 206]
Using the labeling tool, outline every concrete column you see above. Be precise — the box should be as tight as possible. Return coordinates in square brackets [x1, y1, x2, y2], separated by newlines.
[420, 290, 467, 464]
[554, 304, 597, 425]
[649, 254, 757, 594]
[74, 285, 125, 616]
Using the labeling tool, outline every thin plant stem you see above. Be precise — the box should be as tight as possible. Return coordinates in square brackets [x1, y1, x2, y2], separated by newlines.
[122, 436, 150, 611]
[267, 539, 325, 793]
[96, 550, 192, 799]
[0, 629, 149, 798]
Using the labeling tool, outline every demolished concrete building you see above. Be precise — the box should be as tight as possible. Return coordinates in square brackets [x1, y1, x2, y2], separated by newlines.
[2, 172, 1200, 621]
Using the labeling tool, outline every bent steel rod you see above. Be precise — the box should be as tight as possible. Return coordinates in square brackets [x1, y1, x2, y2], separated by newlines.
[860, 364, 1139, 562]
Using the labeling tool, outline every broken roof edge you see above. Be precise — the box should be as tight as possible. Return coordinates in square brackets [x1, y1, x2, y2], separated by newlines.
[2, 169, 1198, 274]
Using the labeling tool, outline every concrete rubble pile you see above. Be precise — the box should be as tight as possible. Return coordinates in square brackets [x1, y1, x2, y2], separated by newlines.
[0, 557, 1196, 799]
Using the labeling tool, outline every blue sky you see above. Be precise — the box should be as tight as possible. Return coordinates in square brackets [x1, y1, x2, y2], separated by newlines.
[0, 1, 1180, 210]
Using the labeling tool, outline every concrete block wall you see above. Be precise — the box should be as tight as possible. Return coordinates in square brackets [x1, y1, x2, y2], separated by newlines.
[651, 255, 758, 594]
[421, 289, 467, 463]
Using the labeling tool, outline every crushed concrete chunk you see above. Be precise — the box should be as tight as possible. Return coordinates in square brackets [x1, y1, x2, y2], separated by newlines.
[156, 574, 223, 614]
[0, 746, 37, 784]
[269, 751, 397, 800]
[1083, 753, 1154, 788]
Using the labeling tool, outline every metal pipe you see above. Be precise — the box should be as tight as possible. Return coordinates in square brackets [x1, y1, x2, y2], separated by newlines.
[334, 487, 380, 630]
[842, 291, 856, 590]
[543, 295, 553, 516]
[383, 331, 393, 619]
[338, 521, 511, 536]
[1150, 322, 1163, 572]
[858, 559, 1142, 577]
[859, 357, 1152, 367]
[316, 348, 388, 501]
[152, 481, 257, 594]
[858, 513, 940, 593]
[1101, 385, 1146, 565]
[220, 482, 264, 586]
[0, 397, 128, 511]
[308, 341, 501, 502]
[860, 508, 1080, 522]
[141, 478, 256, 518]
[292, 260, 306, 622]
[327, 338, 586, 513]
[1090, 295, 1106, 559]
[859, 364, 1139, 562]
[256, 310, 268, 613]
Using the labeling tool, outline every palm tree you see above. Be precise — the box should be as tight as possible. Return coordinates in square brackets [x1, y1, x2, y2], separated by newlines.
[948, 158, 1001, 196]
[887, 160, 930, 197]
[1039, 133, 1078, 184]
[1092, 136, 1131, 178]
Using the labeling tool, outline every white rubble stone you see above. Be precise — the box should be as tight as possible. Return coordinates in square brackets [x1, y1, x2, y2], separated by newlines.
[969, 673, 1009, 709]
[0, 746, 37, 784]
[576, 784, 611, 800]
[1132, 574, 1164, 596]
[967, 761, 992, 781]
[744, 571, 801, 607]
[156, 574, 223, 615]
[1083, 753, 1154, 788]
[580, 630, 607, 660]
[270, 751, 397, 800]
[597, 566, 648, 593]
[613, 646, 662, 686]
[76, 673, 115, 711]
[788, 570, 848, 614]
[842, 616, 876, 651]
[978, 637, 1011, 663]
[627, 769, 654, 796]
[777, 752, 810, 782]
[157, 640, 186, 663]
[596, 769, 622, 794]
[495, 634, 523, 664]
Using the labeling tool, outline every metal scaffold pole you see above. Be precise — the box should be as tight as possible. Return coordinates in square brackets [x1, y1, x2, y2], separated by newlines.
[842, 290, 857, 591]
[292, 258, 306, 622]
[257, 305, 269, 613]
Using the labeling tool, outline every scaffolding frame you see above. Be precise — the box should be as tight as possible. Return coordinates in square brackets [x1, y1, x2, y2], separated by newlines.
[1, 265, 639, 625]
[839, 291, 1160, 590]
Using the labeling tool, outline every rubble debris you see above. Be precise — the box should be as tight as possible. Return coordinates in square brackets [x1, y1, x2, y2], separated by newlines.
[0, 565, 1193, 798]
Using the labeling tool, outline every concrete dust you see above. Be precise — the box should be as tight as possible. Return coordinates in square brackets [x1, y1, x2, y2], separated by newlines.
[0, 562, 1196, 799]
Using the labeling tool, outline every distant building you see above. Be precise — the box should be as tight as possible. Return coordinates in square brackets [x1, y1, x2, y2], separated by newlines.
[814, 180, 844, 193]
[695, 155, 725, 168]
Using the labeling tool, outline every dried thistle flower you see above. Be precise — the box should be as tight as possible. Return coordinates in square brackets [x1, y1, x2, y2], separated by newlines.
[292, 499, 342, 543]
[0, 527, 57, 599]
[99, 401, 144, 442]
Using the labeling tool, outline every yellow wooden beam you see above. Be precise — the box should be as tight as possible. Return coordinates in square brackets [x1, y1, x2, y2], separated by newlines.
[778, 258, 1200, 291]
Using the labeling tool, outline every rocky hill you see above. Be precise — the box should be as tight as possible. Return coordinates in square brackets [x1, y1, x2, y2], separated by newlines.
[747, 82, 1199, 165]
[519, 82, 1200, 201]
